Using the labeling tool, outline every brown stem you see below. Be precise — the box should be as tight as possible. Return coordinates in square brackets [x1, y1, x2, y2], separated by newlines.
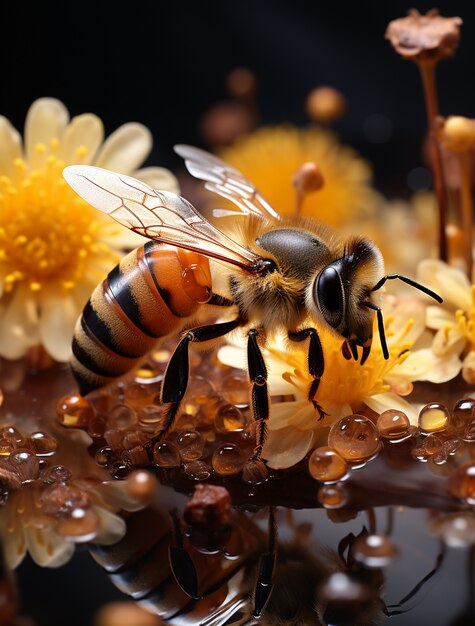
[457, 151, 473, 278]
[418, 60, 448, 262]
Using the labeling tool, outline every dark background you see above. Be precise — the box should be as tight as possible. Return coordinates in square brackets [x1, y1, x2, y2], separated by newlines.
[4, 1, 475, 624]
[2, 1, 475, 199]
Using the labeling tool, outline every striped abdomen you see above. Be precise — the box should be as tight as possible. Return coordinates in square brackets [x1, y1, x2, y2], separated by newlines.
[71, 241, 212, 395]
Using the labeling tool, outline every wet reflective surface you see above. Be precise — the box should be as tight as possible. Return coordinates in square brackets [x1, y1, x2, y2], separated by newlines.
[1, 356, 475, 626]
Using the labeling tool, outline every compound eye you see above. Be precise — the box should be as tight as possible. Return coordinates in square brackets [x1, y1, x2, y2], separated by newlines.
[314, 266, 344, 328]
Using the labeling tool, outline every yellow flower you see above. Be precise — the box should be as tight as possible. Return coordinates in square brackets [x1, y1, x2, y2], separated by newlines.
[218, 298, 458, 469]
[0, 98, 179, 362]
[215, 124, 378, 229]
[417, 259, 475, 383]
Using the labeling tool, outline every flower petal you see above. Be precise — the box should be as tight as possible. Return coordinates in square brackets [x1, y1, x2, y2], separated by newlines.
[90, 506, 126, 545]
[462, 351, 475, 384]
[26, 527, 75, 568]
[39, 287, 79, 361]
[59, 113, 104, 164]
[0, 285, 40, 359]
[134, 166, 180, 194]
[268, 400, 313, 430]
[390, 348, 462, 383]
[217, 345, 247, 371]
[417, 259, 472, 310]
[364, 392, 419, 424]
[263, 427, 314, 469]
[426, 305, 458, 330]
[25, 98, 69, 166]
[0, 116, 22, 178]
[94, 123, 152, 173]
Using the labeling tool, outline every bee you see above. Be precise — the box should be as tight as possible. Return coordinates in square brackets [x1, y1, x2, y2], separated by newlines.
[63, 145, 442, 463]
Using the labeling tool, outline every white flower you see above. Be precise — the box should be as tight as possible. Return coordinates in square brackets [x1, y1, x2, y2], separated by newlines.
[219, 297, 458, 469]
[418, 258, 475, 383]
[0, 97, 178, 362]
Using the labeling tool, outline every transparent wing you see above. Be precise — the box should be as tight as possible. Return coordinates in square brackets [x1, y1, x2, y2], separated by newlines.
[63, 165, 261, 272]
[174, 144, 281, 221]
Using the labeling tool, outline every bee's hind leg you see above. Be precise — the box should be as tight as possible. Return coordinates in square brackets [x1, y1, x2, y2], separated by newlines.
[288, 328, 328, 420]
[144, 317, 242, 457]
[247, 328, 271, 461]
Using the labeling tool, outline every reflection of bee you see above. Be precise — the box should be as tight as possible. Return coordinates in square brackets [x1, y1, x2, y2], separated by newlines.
[63, 145, 441, 461]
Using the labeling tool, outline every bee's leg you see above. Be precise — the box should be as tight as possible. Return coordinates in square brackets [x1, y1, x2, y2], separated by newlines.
[252, 505, 277, 619]
[288, 328, 328, 420]
[247, 328, 270, 461]
[169, 508, 199, 599]
[145, 317, 242, 453]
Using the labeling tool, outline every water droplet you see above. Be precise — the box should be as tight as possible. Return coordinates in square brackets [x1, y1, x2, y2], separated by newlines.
[137, 404, 164, 431]
[153, 441, 181, 468]
[453, 397, 475, 434]
[317, 483, 348, 509]
[212, 444, 246, 476]
[55, 507, 99, 540]
[42, 465, 72, 484]
[95, 446, 116, 467]
[308, 446, 348, 482]
[8, 450, 40, 482]
[220, 373, 249, 407]
[176, 430, 205, 462]
[328, 414, 380, 462]
[56, 394, 93, 428]
[184, 460, 210, 481]
[109, 404, 138, 430]
[450, 462, 475, 503]
[215, 404, 249, 433]
[26, 432, 57, 456]
[351, 533, 398, 567]
[377, 409, 411, 440]
[419, 402, 450, 434]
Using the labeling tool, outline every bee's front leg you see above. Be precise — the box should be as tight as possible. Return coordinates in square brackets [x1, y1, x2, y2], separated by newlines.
[288, 328, 328, 420]
[247, 328, 270, 461]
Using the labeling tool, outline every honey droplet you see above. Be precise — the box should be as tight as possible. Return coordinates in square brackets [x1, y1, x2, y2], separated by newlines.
[423, 433, 444, 456]
[95, 446, 116, 467]
[418, 402, 450, 434]
[109, 404, 138, 431]
[242, 458, 268, 484]
[220, 373, 249, 407]
[42, 465, 72, 484]
[137, 404, 164, 431]
[328, 414, 380, 462]
[453, 397, 475, 433]
[174, 412, 197, 432]
[184, 460, 211, 481]
[0, 426, 24, 446]
[176, 430, 205, 462]
[377, 409, 411, 440]
[8, 450, 40, 482]
[26, 432, 58, 457]
[125, 470, 157, 503]
[56, 394, 93, 428]
[450, 462, 475, 504]
[187, 377, 216, 404]
[215, 404, 249, 433]
[212, 444, 246, 476]
[55, 507, 99, 540]
[317, 483, 348, 509]
[87, 415, 107, 438]
[153, 441, 181, 468]
[351, 533, 398, 568]
[308, 446, 348, 483]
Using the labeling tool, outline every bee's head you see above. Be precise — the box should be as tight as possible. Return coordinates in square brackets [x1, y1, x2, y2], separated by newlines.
[311, 238, 385, 362]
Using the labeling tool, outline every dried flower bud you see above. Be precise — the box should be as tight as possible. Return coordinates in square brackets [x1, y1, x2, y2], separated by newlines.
[385, 9, 462, 63]
[305, 86, 346, 123]
[183, 483, 231, 528]
[438, 116, 475, 153]
[226, 67, 257, 100]
[292, 162, 325, 195]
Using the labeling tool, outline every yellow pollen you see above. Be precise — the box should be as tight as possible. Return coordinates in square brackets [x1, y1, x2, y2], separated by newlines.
[270, 317, 413, 409]
[0, 152, 119, 291]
